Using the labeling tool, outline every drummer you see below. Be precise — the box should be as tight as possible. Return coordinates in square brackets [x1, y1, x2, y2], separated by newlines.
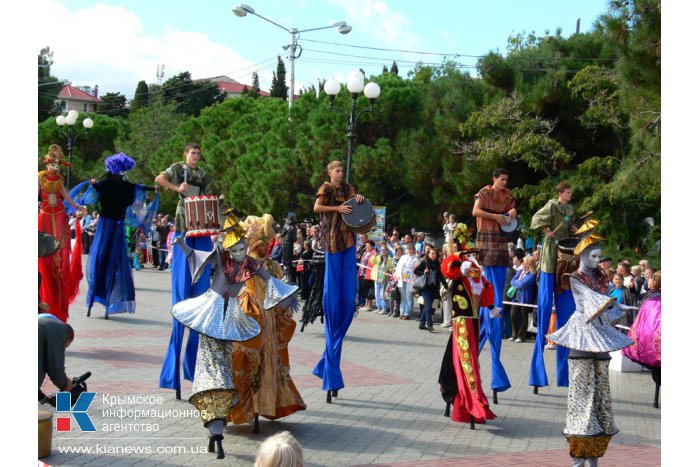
[528, 181, 577, 389]
[312, 160, 364, 403]
[155, 142, 213, 399]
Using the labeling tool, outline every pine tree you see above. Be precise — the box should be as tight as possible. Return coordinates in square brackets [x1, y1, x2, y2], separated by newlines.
[269, 56, 288, 99]
[250, 72, 261, 99]
[382, 64, 389, 73]
[390, 61, 399, 74]
[131, 80, 149, 111]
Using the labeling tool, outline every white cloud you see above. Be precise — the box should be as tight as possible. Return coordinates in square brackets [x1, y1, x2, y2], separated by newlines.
[329, 0, 417, 49]
[35, 0, 268, 98]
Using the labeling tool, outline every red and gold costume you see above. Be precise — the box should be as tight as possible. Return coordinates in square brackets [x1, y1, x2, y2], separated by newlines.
[38, 145, 83, 322]
[438, 251, 496, 424]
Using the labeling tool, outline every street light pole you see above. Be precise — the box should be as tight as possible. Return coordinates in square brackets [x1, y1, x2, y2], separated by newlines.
[323, 70, 381, 184]
[232, 3, 351, 109]
[55, 109, 94, 189]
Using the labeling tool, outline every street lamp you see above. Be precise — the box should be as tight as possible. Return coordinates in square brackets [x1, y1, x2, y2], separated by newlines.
[232, 3, 351, 110]
[323, 70, 381, 184]
[55, 109, 94, 188]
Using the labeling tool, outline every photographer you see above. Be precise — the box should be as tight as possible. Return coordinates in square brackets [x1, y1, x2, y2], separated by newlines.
[38, 315, 74, 393]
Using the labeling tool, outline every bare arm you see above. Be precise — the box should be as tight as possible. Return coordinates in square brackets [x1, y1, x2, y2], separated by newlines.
[60, 184, 85, 212]
[155, 173, 187, 194]
[314, 197, 353, 215]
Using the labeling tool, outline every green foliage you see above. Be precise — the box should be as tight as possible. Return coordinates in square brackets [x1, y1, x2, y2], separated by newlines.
[161, 72, 226, 116]
[269, 56, 288, 99]
[38, 47, 63, 122]
[250, 72, 261, 99]
[131, 81, 150, 111]
[390, 61, 399, 75]
[38, 113, 129, 189]
[97, 92, 130, 119]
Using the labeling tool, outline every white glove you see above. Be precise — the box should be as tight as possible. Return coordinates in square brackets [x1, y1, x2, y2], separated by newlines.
[489, 306, 502, 319]
[460, 261, 472, 276]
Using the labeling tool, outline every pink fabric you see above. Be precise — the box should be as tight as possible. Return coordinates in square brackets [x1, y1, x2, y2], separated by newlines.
[623, 296, 661, 368]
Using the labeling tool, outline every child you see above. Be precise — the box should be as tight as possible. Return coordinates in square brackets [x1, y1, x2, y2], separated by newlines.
[255, 431, 304, 467]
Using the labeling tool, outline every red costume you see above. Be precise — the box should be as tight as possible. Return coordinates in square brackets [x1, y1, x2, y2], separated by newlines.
[38, 145, 83, 322]
[438, 251, 496, 424]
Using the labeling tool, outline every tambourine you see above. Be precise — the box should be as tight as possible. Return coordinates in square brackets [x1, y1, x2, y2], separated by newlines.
[499, 215, 519, 233]
[341, 198, 376, 234]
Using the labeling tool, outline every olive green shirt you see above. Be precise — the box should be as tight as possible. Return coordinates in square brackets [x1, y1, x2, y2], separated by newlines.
[161, 162, 211, 232]
[530, 199, 575, 273]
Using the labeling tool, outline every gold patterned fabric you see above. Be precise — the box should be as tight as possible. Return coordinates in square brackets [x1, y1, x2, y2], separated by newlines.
[565, 434, 613, 458]
[190, 390, 236, 424]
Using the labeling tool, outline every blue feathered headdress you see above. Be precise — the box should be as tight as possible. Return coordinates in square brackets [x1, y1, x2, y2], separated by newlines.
[105, 152, 136, 175]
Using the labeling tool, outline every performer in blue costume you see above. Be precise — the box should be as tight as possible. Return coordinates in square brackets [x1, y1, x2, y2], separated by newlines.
[529, 182, 578, 390]
[471, 168, 514, 398]
[312, 160, 365, 404]
[80, 153, 158, 318]
[156, 143, 213, 399]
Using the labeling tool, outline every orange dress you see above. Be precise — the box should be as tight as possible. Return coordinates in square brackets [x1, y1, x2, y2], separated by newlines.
[38, 171, 82, 322]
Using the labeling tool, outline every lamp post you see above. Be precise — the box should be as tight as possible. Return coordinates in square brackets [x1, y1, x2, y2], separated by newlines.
[232, 3, 351, 110]
[323, 70, 381, 184]
[55, 109, 94, 188]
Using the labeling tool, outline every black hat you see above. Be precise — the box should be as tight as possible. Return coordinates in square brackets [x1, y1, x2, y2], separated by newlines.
[600, 256, 612, 262]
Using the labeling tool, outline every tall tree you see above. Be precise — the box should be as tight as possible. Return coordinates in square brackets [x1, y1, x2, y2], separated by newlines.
[131, 80, 149, 111]
[97, 92, 130, 118]
[161, 71, 226, 116]
[250, 72, 261, 99]
[38, 47, 63, 122]
[269, 56, 288, 99]
[390, 61, 399, 75]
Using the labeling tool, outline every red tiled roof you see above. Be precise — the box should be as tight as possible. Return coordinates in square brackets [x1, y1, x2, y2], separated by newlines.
[217, 81, 270, 97]
[57, 85, 101, 102]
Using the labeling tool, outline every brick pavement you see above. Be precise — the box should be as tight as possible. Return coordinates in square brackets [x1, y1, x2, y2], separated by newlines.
[41, 259, 661, 466]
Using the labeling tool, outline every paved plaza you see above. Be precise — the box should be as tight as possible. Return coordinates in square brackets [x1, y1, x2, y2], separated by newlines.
[41, 260, 661, 466]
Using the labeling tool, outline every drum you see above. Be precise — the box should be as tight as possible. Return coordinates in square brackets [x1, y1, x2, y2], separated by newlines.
[38, 409, 53, 458]
[499, 215, 519, 233]
[184, 195, 221, 237]
[555, 237, 580, 294]
[341, 198, 376, 235]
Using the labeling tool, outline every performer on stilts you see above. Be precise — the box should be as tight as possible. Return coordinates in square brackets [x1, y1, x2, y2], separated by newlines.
[170, 211, 297, 459]
[38, 144, 86, 323]
[471, 168, 513, 399]
[80, 152, 158, 318]
[312, 160, 365, 403]
[157, 143, 213, 399]
[228, 214, 306, 433]
[439, 226, 499, 429]
[547, 223, 636, 467]
[529, 182, 577, 390]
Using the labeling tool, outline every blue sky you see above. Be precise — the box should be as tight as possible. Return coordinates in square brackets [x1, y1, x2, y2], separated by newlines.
[36, 0, 611, 99]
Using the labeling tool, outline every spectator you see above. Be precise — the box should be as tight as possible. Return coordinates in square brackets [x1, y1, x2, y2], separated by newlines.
[415, 232, 426, 257]
[254, 431, 304, 467]
[599, 256, 614, 283]
[370, 244, 394, 315]
[299, 239, 313, 300]
[150, 215, 161, 269]
[387, 246, 403, 318]
[617, 261, 633, 288]
[510, 256, 537, 343]
[155, 216, 171, 271]
[395, 243, 419, 320]
[608, 273, 635, 325]
[270, 233, 283, 262]
[358, 240, 377, 311]
[413, 247, 447, 332]
[442, 212, 457, 243]
[641, 267, 657, 294]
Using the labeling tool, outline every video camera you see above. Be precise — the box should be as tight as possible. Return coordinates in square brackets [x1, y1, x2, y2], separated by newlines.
[38, 371, 92, 408]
